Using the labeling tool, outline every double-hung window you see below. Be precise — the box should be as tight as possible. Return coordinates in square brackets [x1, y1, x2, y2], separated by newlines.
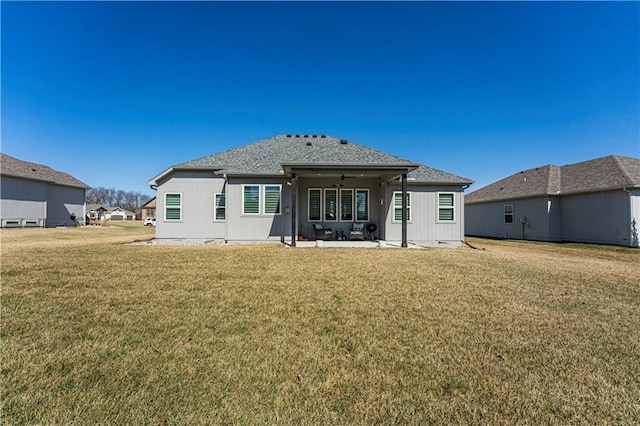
[437, 192, 455, 222]
[215, 193, 226, 221]
[340, 189, 354, 221]
[356, 189, 369, 222]
[165, 193, 182, 221]
[308, 189, 321, 221]
[393, 191, 411, 222]
[504, 204, 514, 224]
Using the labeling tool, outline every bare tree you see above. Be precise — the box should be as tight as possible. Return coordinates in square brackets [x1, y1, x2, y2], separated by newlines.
[86, 187, 153, 210]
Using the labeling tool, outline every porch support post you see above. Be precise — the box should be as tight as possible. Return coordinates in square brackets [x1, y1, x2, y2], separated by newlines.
[401, 173, 408, 248]
[290, 173, 297, 247]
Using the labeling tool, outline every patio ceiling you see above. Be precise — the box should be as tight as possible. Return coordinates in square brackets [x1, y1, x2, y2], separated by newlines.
[281, 162, 420, 180]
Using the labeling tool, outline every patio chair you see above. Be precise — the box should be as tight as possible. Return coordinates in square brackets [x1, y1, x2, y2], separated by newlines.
[349, 223, 365, 240]
[313, 223, 333, 240]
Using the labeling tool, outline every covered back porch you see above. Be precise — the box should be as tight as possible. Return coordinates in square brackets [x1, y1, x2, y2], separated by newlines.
[282, 162, 419, 247]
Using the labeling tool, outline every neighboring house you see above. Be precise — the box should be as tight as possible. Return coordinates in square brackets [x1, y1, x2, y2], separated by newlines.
[465, 155, 640, 247]
[0, 153, 90, 228]
[105, 206, 136, 221]
[148, 134, 473, 246]
[141, 197, 156, 221]
[87, 204, 108, 222]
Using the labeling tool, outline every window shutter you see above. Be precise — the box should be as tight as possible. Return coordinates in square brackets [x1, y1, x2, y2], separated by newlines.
[340, 189, 353, 221]
[438, 193, 454, 221]
[394, 193, 402, 221]
[394, 192, 411, 221]
[308, 189, 321, 221]
[215, 193, 226, 220]
[165, 194, 181, 220]
[264, 186, 281, 214]
[243, 186, 260, 214]
[325, 189, 337, 221]
[356, 190, 369, 222]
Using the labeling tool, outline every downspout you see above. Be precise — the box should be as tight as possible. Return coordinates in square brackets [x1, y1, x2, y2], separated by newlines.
[461, 183, 470, 244]
[220, 173, 228, 244]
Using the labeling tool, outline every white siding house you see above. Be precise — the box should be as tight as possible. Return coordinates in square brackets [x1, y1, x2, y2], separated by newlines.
[1, 153, 90, 227]
[465, 155, 640, 247]
[149, 134, 474, 246]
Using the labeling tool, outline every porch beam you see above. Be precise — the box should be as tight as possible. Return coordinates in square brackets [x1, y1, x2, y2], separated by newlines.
[290, 173, 297, 247]
[402, 173, 408, 248]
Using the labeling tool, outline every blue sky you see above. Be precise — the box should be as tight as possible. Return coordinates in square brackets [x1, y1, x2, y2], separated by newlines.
[2, 1, 638, 197]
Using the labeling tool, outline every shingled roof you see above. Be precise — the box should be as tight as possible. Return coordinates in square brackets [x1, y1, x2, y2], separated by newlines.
[150, 134, 472, 185]
[465, 155, 640, 204]
[0, 153, 90, 189]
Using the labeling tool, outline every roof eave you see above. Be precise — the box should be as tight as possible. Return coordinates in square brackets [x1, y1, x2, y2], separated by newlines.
[1, 172, 90, 190]
[560, 184, 640, 196]
[148, 166, 224, 186]
[465, 192, 557, 205]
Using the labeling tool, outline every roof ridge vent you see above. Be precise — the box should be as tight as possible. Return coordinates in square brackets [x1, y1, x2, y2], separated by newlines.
[320, 135, 326, 138]
[340, 139, 348, 144]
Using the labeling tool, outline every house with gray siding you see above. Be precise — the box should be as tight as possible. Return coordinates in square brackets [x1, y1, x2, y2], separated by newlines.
[1, 153, 90, 227]
[465, 155, 640, 247]
[148, 134, 473, 246]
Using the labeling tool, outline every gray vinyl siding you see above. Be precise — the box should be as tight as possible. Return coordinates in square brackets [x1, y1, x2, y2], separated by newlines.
[384, 184, 465, 246]
[0, 176, 85, 227]
[46, 184, 86, 227]
[465, 197, 556, 241]
[0, 176, 47, 225]
[155, 172, 467, 245]
[156, 171, 227, 241]
[226, 177, 290, 242]
[560, 190, 632, 246]
[466, 190, 639, 247]
[631, 190, 640, 247]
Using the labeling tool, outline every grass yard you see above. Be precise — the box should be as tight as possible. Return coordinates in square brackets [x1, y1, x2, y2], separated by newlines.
[2, 224, 639, 424]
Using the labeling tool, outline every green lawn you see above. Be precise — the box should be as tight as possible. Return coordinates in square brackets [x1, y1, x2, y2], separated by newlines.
[2, 225, 639, 424]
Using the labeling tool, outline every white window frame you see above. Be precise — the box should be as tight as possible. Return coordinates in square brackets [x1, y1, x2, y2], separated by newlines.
[308, 188, 322, 222]
[242, 185, 261, 215]
[437, 192, 456, 223]
[263, 185, 282, 215]
[214, 192, 226, 221]
[340, 189, 354, 222]
[324, 188, 338, 222]
[392, 191, 412, 223]
[355, 189, 369, 222]
[164, 192, 182, 221]
[504, 204, 514, 224]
